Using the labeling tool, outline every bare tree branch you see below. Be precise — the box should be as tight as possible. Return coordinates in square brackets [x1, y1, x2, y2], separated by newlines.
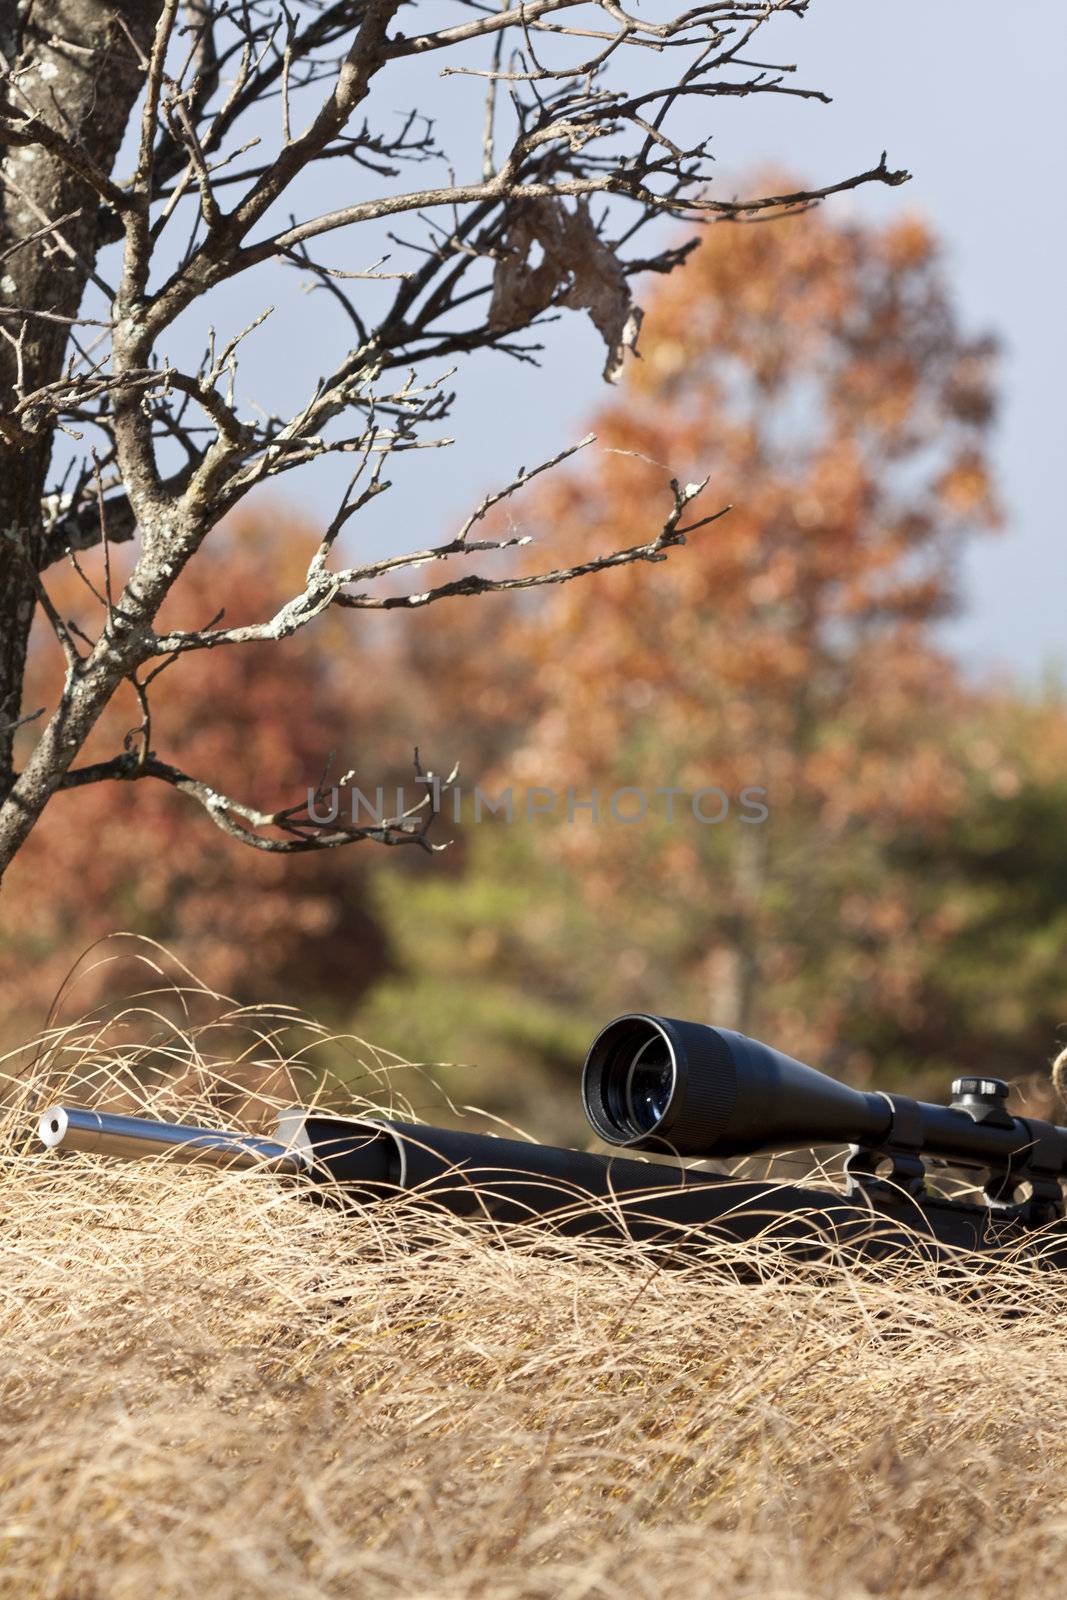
[58, 748, 457, 854]
[0, 0, 911, 877]
[148, 443, 726, 655]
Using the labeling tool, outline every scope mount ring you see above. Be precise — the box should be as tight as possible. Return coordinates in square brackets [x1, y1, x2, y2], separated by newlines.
[844, 1092, 928, 1210]
[846, 1099, 1066, 1230]
[982, 1116, 1064, 1228]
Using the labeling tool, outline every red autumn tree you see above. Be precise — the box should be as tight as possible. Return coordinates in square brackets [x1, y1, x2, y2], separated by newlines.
[526, 200, 998, 1050]
[396, 194, 1004, 1086]
[0, 517, 395, 1040]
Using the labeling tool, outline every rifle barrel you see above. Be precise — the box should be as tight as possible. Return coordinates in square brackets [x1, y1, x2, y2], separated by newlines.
[38, 1105, 308, 1175]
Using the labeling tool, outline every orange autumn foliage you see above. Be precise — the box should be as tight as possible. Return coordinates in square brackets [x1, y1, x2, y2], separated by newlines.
[442, 197, 1006, 1071]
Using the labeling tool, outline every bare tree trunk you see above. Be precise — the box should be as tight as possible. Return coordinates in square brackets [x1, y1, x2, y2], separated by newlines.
[0, 1, 161, 798]
[0, 442, 45, 789]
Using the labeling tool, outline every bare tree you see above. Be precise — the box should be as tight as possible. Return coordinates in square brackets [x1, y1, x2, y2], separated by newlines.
[0, 0, 907, 878]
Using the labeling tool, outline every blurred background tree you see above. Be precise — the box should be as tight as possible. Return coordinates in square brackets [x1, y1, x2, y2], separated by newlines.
[2, 517, 391, 1035]
[354, 194, 1067, 1136]
[8, 190, 1067, 1140]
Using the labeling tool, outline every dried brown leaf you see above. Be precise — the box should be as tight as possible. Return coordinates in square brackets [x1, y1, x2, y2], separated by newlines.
[489, 201, 642, 382]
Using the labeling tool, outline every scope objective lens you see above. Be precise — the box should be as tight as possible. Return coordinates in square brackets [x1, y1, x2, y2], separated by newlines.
[625, 1037, 674, 1134]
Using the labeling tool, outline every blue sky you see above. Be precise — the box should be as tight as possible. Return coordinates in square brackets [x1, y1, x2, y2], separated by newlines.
[175, 0, 1065, 684]
[701, 0, 1067, 683]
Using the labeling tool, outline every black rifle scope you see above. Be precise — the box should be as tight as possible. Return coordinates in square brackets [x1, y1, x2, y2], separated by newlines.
[581, 1012, 1067, 1179]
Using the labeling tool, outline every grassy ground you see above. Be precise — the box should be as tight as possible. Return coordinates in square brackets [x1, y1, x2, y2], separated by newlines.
[2, 990, 1065, 1599]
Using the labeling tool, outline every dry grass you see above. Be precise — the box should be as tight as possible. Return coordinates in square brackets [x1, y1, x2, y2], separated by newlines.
[2, 966, 1066, 1599]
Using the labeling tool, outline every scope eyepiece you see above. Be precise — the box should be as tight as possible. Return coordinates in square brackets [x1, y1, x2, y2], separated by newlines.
[581, 1013, 892, 1158]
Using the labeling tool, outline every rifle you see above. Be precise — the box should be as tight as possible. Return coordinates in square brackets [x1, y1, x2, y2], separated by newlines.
[36, 1012, 1067, 1265]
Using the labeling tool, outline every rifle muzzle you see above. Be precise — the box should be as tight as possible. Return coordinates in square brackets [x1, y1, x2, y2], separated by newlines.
[38, 1105, 308, 1175]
